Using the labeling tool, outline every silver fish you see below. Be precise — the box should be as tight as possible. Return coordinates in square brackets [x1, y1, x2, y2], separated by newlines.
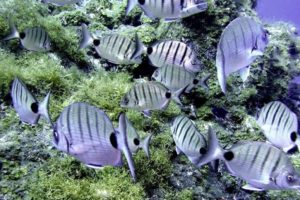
[53, 103, 136, 181]
[256, 101, 300, 153]
[123, 113, 152, 158]
[147, 40, 201, 73]
[216, 17, 268, 93]
[126, 0, 208, 22]
[79, 24, 144, 65]
[120, 81, 186, 116]
[11, 78, 51, 125]
[171, 115, 207, 164]
[198, 128, 300, 191]
[41, 0, 81, 6]
[152, 65, 209, 93]
[4, 19, 51, 52]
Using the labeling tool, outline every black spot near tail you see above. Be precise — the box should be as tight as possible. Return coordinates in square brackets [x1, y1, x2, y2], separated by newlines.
[199, 147, 207, 155]
[93, 39, 100, 46]
[138, 0, 145, 5]
[165, 92, 171, 99]
[134, 138, 140, 146]
[20, 32, 26, 39]
[110, 132, 118, 149]
[291, 132, 297, 142]
[193, 79, 199, 85]
[147, 47, 153, 55]
[224, 151, 234, 161]
[31, 102, 39, 113]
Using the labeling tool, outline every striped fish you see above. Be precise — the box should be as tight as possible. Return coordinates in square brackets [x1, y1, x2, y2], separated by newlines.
[11, 78, 51, 125]
[41, 0, 81, 6]
[198, 128, 300, 191]
[120, 81, 186, 116]
[170, 115, 207, 164]
[79, 24, 144, 65]
[53, 103, 136, 181]
[147, 40, 201, 73]
[256, 101, 300, 153]
[216, 17, 268, 93]
[126, 0, 208, 22]
[124, 113, 152, 158]
[4, 19, 51, 52]
[152, 65, 209, 93]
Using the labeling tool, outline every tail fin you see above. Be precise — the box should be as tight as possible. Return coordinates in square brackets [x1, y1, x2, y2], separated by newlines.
[130, 33, 145, 60]
[125, 0, 137, 15]
[3, 18, 19, 41]
[117, 112, 136, 182]
[199, 74, 210, 91]
[197, 127, 223, 167]
[39, 92, 53, 127]
[79, 23, 93, 49]
[172, 85, 188, 106]
[140, 134, 153, 159]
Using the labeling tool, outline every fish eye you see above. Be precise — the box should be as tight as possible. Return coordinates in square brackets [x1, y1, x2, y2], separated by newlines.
[193, 79, 199, 85]
[290, 132, 297, 142]
[287, 175, 295, 183]
[138, 0, 145, 5]
[31, 102, 39, 114]
[93, 39, 100, 46]
[20, 32, 26, 39]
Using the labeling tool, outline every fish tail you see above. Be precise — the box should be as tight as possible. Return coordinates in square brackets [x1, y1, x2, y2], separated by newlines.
[3, 18, 19, 41]
[196, 127, 223, 167]
[140, 134, 153, 159]
[195, 0, 208, 12]
[117, 112, 136, 182]
[172, 85, 188, 105]
[125, 0, 137, 15]
[199, 74, 211, 91]
[39, 92, 53, 127]
[130, 33, 145, 60]
[79, 23, 93, 49]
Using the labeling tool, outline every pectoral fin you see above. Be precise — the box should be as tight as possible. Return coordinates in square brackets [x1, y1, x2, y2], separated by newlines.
[239, 66, 250, 82]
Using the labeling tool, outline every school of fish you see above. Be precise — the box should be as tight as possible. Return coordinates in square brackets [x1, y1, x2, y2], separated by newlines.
[4, 0, 300, 193]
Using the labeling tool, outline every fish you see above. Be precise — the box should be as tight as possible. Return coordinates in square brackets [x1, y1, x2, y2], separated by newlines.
[123, 113, 152, 158]
[151, 65, 209, 93]
[125, 0, 208, 22]
[41, 0, 81, 6]
[216, 16, 268, 93]
[256, 101, 300, 153]
[170, 115, 207, 164]
[53, 103, 136, 181]
[147, 40, 202, 73]
[3, 19, 51, 52]
[198, 128, 300, 191]
[79, 24, 144, 65]
[11, 78, 52, 125]
[120, 81, 186, 116]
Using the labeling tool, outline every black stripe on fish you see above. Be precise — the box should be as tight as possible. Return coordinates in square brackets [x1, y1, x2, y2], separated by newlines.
[265, 102, 275, 124]
[85, 104, 93, 142]
[261, 147, 272, 173]
[232, 29, 238, 55]
[174, 117, 185, 135]
[78, 104, 84, 142]
[173, 42, 180, 65]
[165, 41, 173, 64]
[161, 0, 165, 12]
[158, 42, 166, 61]
[171, 0, 175, 14]
[249, 144, 262, 171]
[271, 152, 282, 173]
[283, 112, 291, 131]
[180, 45, 188, 65]
[178, 118, 189, 139]
[187, 129, 195, 147]
[271, 102, 281, 126]
[95, 110, 101, 140]
[66, 105, 72, 139]
[237, 20, 247, 49]
[112, 35, 119, 50]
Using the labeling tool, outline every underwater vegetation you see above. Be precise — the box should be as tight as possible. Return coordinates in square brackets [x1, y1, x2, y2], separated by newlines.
[1, 0, 300, 199]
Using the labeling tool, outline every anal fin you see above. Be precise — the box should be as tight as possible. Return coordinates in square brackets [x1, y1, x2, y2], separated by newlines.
[242, 184, 265, 191]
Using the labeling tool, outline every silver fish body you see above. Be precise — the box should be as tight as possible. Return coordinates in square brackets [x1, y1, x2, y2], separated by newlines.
[124, 113, 152, 158]
[171, 115, 207, 164]
[53, 103, 136, 180]
[152, 65, 208, 93]
[126, 0, 208, 22]
[147, 40, 201, 73]
[120, 81, 185, 115]
[216, 17, 268, 93]
[11, 78, 51, 125]
[198, 128, 300, 191]
[79, 24, 144, 65]
[41, 0, 81, 6]
[256, 101, 300, 152]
